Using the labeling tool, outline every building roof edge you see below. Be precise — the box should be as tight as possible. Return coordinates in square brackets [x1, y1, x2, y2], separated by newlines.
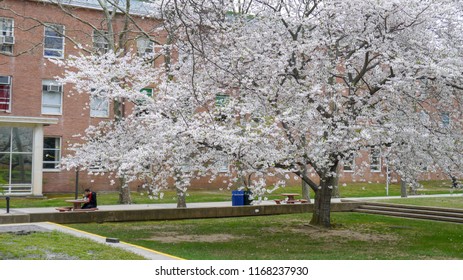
[34, 0, 160, 18]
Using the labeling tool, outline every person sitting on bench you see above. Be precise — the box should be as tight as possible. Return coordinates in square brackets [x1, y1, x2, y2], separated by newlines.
[82, 188, 97, 209]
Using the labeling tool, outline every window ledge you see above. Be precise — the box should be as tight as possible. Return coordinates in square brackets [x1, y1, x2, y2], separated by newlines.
[43, 169, 61, 173]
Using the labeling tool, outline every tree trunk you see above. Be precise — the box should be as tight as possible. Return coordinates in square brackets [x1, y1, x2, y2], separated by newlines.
[176, 187, 187, 208]
[301, 165, 311, 203]
[310, 177, 334, 228]
[400, 179, 408, 198]
[118, 178, 132, 204]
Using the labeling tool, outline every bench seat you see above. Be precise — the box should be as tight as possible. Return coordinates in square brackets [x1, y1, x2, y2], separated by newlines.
[55, 207, 73, 212]
[56, 207, 98, 212]
[72, 208, 99, 212]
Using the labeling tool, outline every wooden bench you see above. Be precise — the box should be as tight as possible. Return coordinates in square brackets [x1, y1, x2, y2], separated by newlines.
[286, 199, 299, 204]
[55, 207, 73, 212]
[56, 207, 98, 212]
[274, 199, 309, 205]
[73, 208, 98, 212]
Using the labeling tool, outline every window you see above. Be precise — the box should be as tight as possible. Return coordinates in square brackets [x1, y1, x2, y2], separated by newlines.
[44, 24, 65, 58]
[419, 111, 430, 124]
[370, 147, 381, 172]
[88, 159, 105, 173]
[93, 30, 109, 54]
[90, 96, 109, 117]
[343, 153, 355, 172]
[0, 17, 14, 54]
[135, 88, 154, 111]
[215, 94, 230, 121]
[218, 159, 229, 173]
[42, 80, 63, 115]
[43, 137, 61, 170]
[0, 76, 12, 111]
[141, 88, 153, 98]
[137, 37, 154, 57]
[215, 94, 229, 107]
[441, 112, 450, 128]
[0, 127, 33, 194]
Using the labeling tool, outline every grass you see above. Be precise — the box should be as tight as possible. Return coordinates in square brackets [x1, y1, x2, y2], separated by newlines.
[0, 180, 461, 209]
[2, 191, 462, 260]
[0, 230, 145, 260]
[339, 180, 462, 197]
[68, 212, 463, 260]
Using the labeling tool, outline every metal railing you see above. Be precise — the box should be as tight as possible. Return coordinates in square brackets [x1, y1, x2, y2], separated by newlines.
[1, 184, 32, 196]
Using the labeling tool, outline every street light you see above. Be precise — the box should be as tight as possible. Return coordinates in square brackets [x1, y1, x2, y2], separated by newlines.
[75, 168, 79, 199]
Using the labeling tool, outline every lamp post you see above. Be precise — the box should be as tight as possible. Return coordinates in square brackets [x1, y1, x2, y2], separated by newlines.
[6, 196, 10, 213]
[75, 169, 79, 199]
[386, 161, 390, 196]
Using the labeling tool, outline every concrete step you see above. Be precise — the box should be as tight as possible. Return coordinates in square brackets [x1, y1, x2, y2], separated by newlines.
[353, 208, 463, 223]
[357, 205, 463, 219]
[358, 201, 463, 214]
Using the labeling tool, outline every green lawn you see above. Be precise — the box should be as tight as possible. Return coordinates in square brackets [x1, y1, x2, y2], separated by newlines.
[0, 230, 145, 260]
[68, 212, 463, 260]
[2, 194, 463, 260]
[1, 180, 461, 209]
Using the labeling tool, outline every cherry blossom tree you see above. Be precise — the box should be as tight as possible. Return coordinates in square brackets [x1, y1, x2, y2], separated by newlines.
[56, 0, 463, 227]
[156, 0, 463, 226]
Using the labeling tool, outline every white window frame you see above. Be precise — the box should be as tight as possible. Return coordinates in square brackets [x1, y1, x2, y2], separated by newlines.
[177, 41, 191, 64]
[0, 127, 34, 194]
[141, 88, 153, 98]
[43, 24, 65, 59]
[370, 147, 381, 173]
[88, 159, 105, 173]
[90, 95, 109, 118]
[440, 112, 450, 128]
[215, 94, 230, 107]
[0, 75, 12, 112]
[41, 80, 63, 115]
[134, 88, 154, 109]
[137, 37, 155, 57]
[43, 137, 61, 171]
[218, 160, 229, 173]
[93, 30, 109, 54]
[343, 153, 355, 173]
[0, 17, 14, 54]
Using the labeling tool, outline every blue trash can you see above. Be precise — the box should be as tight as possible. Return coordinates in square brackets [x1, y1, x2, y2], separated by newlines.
[232, 190, 244, 206]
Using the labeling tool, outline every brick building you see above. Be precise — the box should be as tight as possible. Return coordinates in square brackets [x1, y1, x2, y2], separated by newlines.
[0, 0, 162, 195]
[0, 0, 447, 197]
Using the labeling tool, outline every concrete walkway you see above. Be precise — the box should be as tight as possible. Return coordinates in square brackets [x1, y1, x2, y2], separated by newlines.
[6, 200, 274, 214]
[3, 193, 462, 215]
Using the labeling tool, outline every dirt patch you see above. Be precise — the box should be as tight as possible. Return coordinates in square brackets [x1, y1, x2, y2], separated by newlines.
[147, 233, 236, 243]
[262, 224, 398, 243]
[303, 228, 397, 243]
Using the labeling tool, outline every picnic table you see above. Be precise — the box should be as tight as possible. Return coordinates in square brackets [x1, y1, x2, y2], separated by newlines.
[65, 199, 86, 210]
[55, 199, 98, 212]
[274, 193, 308, 204]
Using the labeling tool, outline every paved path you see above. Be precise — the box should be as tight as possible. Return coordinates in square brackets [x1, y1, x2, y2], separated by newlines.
[5, 193, 462, 214]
